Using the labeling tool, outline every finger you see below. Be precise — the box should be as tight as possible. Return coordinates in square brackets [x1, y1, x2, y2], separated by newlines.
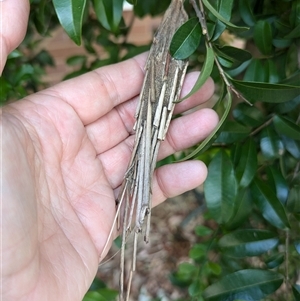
[99, 108, 218, 188]
[86, 75, 214, 155]
[0, 0, 29, 74]
[151, 160, 208, 207]
[44, 53, 148, 125]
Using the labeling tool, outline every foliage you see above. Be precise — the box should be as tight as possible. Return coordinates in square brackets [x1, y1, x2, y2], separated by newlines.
[2, 0, 300, 300]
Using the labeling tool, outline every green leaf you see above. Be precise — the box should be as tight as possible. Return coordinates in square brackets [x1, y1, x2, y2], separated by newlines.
[215, 45, 252, 69]
[189, 244, 207, 260]
[233, 103, 265, 127]
[180, 43, 214, 101]
[212, 0, 234, 41]
[215, 120, 250, 144]
[170, 17, 202, 60]
[260, 127, 285, 160]
[254, 20, 273, 55]
[93, 0, 123, 33]
[266, 166, 289, 205]
[66, 55, 87, 66]
[238, 0, 256, 26]
[265, 253, 284, 269]
[284, 23, 300, 39]
[294, 241, 300, 254]
[273, 95, 300, 114]
[235, 138, 257, 188]
[202, 0, 249, 32]
[225, 189, 252, 229]
[83, 288, 118, 301]
[287, 185, 300, 213]
[195, 225, 213, 236]
[251, 177, 290, 229]
[207, 262, 222, 275]
[189, 280, 202, 297]
[244, 59, 268, 82]
[273, 115, 300, 140]
[219, 229, 279, 257]
[203, 269, 284, 301]
[179, 87, 231, 161]
[282, 135, 300, 159]
[292, 285, 300, 300]
[232, 80, 300, 103]
[204, 149, 237, 224]
[53, 0, 87, 45]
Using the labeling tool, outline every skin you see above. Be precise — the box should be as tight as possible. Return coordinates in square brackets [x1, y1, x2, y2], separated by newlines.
[1, 1, 218, 300]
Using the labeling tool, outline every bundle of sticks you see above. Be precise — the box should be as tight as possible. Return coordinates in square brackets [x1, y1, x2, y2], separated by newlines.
[102, 1, 190, 299]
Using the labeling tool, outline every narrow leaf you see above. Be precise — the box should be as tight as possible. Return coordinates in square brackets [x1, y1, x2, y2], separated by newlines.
[53, 0, 87, 45]
[292, 285, 300, 300]
[232, 80, 300, 103]
[266, 166, 289, 205]
[251, 177, 290, 229]
[181, 88, 231, 160]
[235, 138, 257, 188]
[93, 0, 123, 32]
[215, 120, 250, 144]
[233, 102, 265, 127]
[180, 43, 214, 101]
[202, 0, 249, 32]
[273, 115, 300, 140]
[265, 253, 284, 269]
[239, 0, 256, 26]
[225, 188, 252, 230]
[254, 20, 273, 55]
[170, 17, 202, 60]
[218, 229, 279, 257]
[260, 127, 284, 160]
[203, 269, 284, 301]
[204, 149, 237, 224]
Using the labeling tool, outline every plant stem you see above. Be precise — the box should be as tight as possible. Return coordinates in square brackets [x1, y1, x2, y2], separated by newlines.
[190, 0, 251, 105]
[250, 117, 274, 136]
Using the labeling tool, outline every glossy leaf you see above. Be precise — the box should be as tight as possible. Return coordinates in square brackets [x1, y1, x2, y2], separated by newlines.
[284, 23, 300, 39]
[212, 0, 234, 41]
[244, 59, 268, 82]
[235, 138, 257, 188]
[53, 0, 87, 45]
[204, 149, 237, 224]
[266, 166, 289, 205]
[265, 253, 284, 269]
[292, 285, 300, 300]
[266, 59, 280, 83]
[239, 0, 256, 26]
[218, 229, 279, 257]
[225, 189, 252, 229]
[180, 43, 214, 101]
[170, 17, 202, 60]
[93, 0, 123, 32]
[273, 95, 300, 114]
[202, 0, 249, 32]
[203, 269, 284, 301]
[287, 185, 300, 213]
[282, 135, 300, 159]
[215, 120, 250, 144]
[260, 127, 284, 160]
[251, 177, 290, 229]
[294, 241, 300, 254]
[180, 87, 231, 160]
[273, 115, 300, 140]
[233, 103, 265, 127]
[254, 20, 273, 55]
[232, 80, 300, 103]
[215, 45, 252, 69]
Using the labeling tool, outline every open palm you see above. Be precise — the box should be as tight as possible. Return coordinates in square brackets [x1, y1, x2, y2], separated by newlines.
[3, 52, 217, 301]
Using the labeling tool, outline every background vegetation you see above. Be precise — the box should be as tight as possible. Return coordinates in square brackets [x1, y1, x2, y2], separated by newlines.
[2, 0, 300, 300]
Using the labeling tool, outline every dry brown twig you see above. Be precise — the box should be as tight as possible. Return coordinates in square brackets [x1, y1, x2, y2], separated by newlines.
[99, 0, 190, 300]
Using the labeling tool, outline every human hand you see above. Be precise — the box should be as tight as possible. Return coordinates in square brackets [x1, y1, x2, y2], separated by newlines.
[2, 53, 217, 300]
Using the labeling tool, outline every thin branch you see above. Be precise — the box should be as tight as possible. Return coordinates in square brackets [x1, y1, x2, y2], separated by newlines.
[190, 0, 252, 105]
